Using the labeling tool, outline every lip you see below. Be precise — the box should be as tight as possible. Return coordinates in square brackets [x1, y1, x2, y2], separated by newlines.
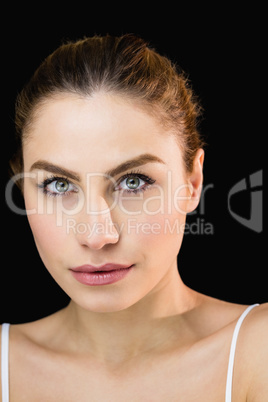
[70, 264, 134, 286]
[70, 264, 133, 273]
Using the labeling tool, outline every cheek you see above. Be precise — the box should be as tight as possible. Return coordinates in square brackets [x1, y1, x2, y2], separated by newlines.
[118, 185, 188, 251]
[24, 184, 74, 265]
[122, 208, 186, 258]
[26, 212, 69, 267]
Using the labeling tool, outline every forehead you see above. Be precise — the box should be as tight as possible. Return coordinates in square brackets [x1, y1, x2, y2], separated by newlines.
[23, 93, 183, 173]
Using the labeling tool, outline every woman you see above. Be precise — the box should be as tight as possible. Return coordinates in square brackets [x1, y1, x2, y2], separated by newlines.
[1, 34, 267, 401]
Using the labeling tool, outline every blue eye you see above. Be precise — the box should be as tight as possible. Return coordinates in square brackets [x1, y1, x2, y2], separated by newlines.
[115, 173, 155, 194]
[50, 179, 70, 193]
[39, 177, 78, 196]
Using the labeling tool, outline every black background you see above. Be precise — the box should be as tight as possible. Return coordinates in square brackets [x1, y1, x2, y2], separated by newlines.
[1, 6, 266, 324]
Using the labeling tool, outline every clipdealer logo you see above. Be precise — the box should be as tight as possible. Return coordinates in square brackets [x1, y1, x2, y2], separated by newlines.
[5, 170, 263, 234]
[227, 170, 263, 233]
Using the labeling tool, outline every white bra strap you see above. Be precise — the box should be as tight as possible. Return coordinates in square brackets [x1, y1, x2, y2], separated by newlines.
[225, 304, 259, 402]
[1, 323, 10, 402]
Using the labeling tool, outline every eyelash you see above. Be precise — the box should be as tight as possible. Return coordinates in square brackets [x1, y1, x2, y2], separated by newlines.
[115, 171, 155, 194]
[38, 171, 156, 197]
[37, 176, 78, 197]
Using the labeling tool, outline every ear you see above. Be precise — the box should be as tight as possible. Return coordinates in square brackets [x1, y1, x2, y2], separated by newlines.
[185, 149, 204, 214]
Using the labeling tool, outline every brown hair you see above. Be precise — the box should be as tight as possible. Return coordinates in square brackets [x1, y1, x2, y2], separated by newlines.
[11, 33, 204, 182]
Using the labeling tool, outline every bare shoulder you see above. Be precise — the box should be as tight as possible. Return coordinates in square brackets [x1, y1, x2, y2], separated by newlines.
[242, 303, 268, 349]
[199, 299, 268, 402]
[240, 303, 268, 402]
[192, 293, 253, 334]
[246, 301, 268, 345]
[247, 301, 268, 325]
[8, 308, 69, 357]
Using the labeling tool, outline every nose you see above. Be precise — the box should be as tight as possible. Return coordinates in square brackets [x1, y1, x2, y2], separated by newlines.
[75, 196, 119, 250]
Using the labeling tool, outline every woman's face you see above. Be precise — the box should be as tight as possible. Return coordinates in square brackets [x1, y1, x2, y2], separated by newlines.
[23, 93, 202, 313]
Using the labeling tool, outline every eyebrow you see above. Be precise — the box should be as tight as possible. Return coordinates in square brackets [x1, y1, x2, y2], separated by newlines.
[30, 153, 165, 181]
[105, 153, 165, 178]
[30, 161, 81, 182]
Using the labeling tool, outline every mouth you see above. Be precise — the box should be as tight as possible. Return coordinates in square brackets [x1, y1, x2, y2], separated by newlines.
[69, 264, 134, 286]
[70, 263, 133, 273]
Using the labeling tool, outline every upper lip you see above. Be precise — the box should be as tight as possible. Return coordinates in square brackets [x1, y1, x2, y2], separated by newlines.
[70, 264, 133, 273]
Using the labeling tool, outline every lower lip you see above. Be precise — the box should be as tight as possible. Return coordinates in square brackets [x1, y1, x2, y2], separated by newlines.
[70, 266, 134, 286]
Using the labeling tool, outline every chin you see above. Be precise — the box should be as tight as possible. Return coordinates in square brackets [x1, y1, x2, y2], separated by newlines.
[73, 293, 139, 314]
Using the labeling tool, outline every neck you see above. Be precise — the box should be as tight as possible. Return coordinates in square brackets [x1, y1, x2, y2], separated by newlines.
[61, 268, 200, 368]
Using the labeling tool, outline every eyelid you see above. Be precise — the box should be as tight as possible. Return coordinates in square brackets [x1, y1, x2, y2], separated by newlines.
[38, 175, 71, 187]
[115, 170, 155, 184]
[38, 175, 78, 195]
[114, 171, 156, 193]
[38, 171, 155, 196]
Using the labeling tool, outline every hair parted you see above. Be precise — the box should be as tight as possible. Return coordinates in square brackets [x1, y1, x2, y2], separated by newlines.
[11, 33, 204, 181]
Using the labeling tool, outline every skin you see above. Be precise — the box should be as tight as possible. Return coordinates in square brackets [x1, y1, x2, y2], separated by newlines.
[1, 92, 267, 401]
